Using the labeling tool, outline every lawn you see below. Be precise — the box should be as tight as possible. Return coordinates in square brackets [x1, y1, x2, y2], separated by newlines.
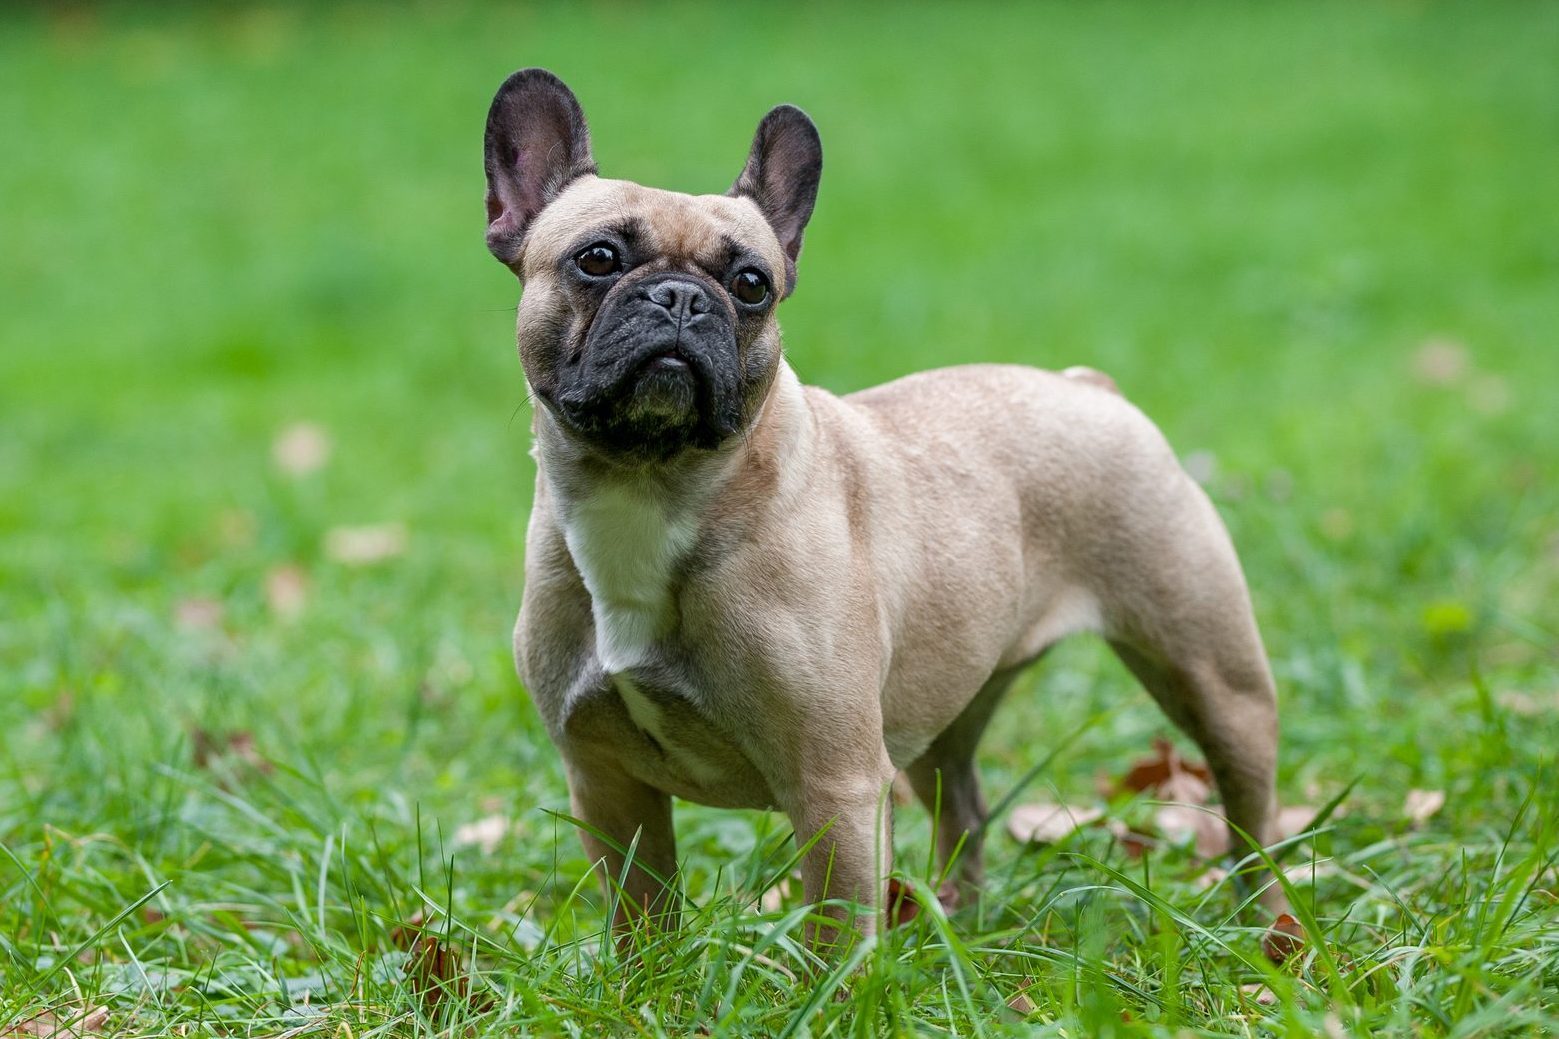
[1, 2, 1556, 1035]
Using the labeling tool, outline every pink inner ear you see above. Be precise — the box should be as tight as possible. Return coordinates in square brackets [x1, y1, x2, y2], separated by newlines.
[486, 202, 523, 264]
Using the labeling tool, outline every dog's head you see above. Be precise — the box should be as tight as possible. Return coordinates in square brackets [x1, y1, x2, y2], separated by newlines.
[483, 69, 822, 463]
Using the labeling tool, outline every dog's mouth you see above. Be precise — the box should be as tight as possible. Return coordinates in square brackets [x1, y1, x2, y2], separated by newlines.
[625, 349, 699, 423]
[547, 342, 739, 460]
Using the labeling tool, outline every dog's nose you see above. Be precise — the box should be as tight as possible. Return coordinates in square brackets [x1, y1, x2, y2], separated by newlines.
[646, 280, 711, 319]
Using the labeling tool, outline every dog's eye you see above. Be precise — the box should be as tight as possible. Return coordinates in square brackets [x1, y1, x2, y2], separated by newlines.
[731, 269, 769, 307]
[575, 244, 620, 277]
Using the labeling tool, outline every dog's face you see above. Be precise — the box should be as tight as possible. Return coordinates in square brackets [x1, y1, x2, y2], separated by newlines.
[483, 70, 822, 462]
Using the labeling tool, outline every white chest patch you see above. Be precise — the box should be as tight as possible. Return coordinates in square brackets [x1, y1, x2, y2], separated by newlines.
[560, 481, 697, 675]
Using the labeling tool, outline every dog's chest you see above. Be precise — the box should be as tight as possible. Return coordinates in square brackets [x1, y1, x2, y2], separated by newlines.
[558, 483, 772, 805]
[560, 482, 694, 674]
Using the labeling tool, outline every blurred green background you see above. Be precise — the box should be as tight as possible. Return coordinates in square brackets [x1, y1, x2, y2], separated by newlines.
[1, 2, 1555, 1034]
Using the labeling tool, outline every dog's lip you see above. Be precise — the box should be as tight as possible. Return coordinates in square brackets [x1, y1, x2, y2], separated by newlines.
[641, 350, 690, 373]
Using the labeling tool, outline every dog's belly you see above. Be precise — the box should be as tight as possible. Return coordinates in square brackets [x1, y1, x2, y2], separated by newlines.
[562, 674, 779, 810]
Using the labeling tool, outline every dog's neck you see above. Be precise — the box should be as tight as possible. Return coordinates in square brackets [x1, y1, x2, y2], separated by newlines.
[533, 360, 813, 673]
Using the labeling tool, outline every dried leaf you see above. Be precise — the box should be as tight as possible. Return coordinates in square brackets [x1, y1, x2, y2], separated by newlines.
[264, 565, 309, 620]
[453, 815, 511, 856]
[173, 597, 224, 632]
[1404, 788, 1446, 827]
[390, 910, 428, 951]
[1193, 865, 1229, 891]
[1106, 819, 1157, 860]
[325, 522, 407, 565]
[1276, 804, 1322, 839]
[4, 1005, 109, 1037]
[759, 877, 792, 913]
[1412, 338, 1469, 386]
[1156, 767, 1212, 806]
[1006, 801, 1103, 844]
[272, 421, 331, 476]
[191, 728, 272, 775]
[404, 934, 493, 1016]
[43, 692, 76, 732]
[1153, 803, 1228, 858]
[1262, 913, 1306, 965]
[1239, 982, 1279, 1006]
[883, 878, 956, 928]
[885, 877, 920, 927]
[1120, 737, 1213, 797]
[1498, 690, 1559, 717]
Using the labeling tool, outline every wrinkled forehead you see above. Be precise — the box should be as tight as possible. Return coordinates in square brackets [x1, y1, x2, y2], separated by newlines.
[524, 176, 785, 278]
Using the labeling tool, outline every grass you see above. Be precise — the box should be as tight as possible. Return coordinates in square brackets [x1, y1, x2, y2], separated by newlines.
[1, 1, 1556, 1034]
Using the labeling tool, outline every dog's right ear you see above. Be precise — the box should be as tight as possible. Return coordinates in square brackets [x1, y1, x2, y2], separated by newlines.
[483, 69, 595, 269]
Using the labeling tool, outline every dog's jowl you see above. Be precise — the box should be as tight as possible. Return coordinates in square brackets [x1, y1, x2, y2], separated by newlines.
[484, 68, 1285, 944]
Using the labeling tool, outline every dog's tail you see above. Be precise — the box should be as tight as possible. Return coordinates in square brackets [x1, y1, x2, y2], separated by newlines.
[1060, 365, 1121, 396]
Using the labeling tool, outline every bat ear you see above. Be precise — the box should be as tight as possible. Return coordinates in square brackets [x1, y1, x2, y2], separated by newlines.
[728, 105, 822, 296]
[483, 69, 595, 267]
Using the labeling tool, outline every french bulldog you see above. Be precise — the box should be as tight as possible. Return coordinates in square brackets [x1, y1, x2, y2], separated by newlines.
[483, 69, 1284, 943]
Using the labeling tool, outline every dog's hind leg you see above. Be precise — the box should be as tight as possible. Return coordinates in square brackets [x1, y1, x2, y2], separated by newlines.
[1100, 486, 1287, 912]
[904, 667, 1019, 902]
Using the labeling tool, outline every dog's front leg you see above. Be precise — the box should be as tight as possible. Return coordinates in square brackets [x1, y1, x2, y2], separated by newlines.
[786, 767, 894, 950]
[566, 762, 680, 937]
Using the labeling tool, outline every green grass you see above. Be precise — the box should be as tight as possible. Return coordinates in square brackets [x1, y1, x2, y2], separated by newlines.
[2, 1, 1556, 1035]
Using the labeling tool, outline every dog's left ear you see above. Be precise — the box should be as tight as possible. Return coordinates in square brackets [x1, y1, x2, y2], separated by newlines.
[484, 68, 596, 269]
[729, 105, 822, 296]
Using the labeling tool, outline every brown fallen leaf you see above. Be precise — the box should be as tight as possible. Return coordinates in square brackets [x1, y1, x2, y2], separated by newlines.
[3, 1004, 110, 1037]
[1007, 801, 1104, 844]
[1412, 338, 1469, 386]
[885, 877, 920, 927]
[272, 421, 332, 476]
[43, 692, 76, 732]
[405, 933, 493, 1017]
[1403, 788, 1446, 827]
[1156, 801, 1320, 860]
[1193, 865, 1230, 891]
[1276, 804, 1322, 839]
[263, 565, 309, 620]
[325, 522, 407, 566]
[759, 876, 793, 913]
[1120, 737, 1213, 797]
[1239, 982, 1279, 1007]
[389, 910, 428, 951]
[453, 815, 512, 856]
[191, 729, 272, 775]
[1154, 803, 1228, 858]
[173, 597, 224, 632]
[1105, 819, 1157, 860]
[1262, 913, 1306, 965]
[1497, 690, 1559, 717]
[883, 878, 956, 928]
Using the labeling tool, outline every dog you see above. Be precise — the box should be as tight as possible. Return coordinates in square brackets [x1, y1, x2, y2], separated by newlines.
[483, 69, 1283, 943]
